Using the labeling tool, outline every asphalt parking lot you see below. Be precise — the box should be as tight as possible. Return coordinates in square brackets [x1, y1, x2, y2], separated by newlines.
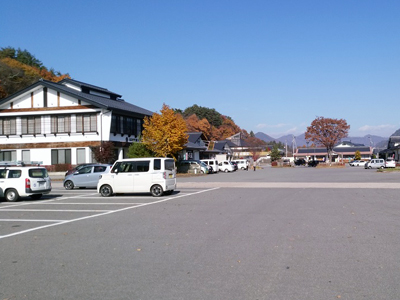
[1, 165, 400, 300]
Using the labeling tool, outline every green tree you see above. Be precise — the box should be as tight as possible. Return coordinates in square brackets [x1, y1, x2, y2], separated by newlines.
[182, 105, 223, 127]
[354, 150, 361, 160]
[270, 144, 281, 162]
[142, 104, 188, 159]
[127, 142, 154, 158]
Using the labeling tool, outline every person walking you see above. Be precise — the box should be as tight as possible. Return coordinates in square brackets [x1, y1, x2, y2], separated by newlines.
[246, 160, 250, 171]
[253, 161, 257, 171]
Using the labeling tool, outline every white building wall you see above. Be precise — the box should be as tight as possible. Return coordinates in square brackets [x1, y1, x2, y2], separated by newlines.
[33, 89, 43, 107]
[12, 92, 32, 109]
[48, 89, 58, 107]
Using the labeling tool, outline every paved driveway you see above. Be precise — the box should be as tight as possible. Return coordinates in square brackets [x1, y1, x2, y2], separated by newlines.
[1, 166, 399, 300]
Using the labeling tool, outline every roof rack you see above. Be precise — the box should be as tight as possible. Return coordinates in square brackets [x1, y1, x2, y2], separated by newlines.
[0, 161, 43, 167]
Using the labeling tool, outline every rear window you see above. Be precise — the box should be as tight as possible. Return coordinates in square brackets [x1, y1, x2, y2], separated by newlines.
[165, 159, 175, 171]
[29, 168, 48, 178]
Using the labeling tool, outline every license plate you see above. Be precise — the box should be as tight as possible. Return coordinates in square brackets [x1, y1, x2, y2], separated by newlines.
[169, 174, 173, 178]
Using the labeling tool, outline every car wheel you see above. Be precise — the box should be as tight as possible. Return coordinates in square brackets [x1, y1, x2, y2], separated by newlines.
[369, 166, 372, 169]
[151, 184, 163, 197]
[100, 184, 113, 197]
[64, 180, 74, 190]
[224, 169, 228, 173]
[30, 194, 42, 200]
[5, 188, 19, 202]
[380, 166, 384, 169]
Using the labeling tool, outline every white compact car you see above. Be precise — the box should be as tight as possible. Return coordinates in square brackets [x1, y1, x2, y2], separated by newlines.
[218, 160, 235, 172]
[0, 166, 52, 202]
[385, 158, 396, 168]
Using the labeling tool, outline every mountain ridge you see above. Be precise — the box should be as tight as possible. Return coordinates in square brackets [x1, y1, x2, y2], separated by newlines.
[255, 132, 392, 149]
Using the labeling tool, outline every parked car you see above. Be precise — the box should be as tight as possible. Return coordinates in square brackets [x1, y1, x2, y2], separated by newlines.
[200, 159, 219, 173]
[230, 161, 238, 171]
[63, 164, 111, 189]
[349, 160, 365, 167]
[177, 160, 209, 174]
[385, 158, 396, 168]
[294, 159, 306, 166]
[234, 159, 249, 170]
[98, 157, 176, 197]
[0, 166, 51, 202]
[364, 159, 385, 169]
[308, 160, 319, 167]
[65, 163, 95, 177]
[218, 160, 235, 172]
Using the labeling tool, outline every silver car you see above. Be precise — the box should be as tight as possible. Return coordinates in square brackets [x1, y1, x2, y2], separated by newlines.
[364, 159, 385, 169]
[64, 164, 111, 189]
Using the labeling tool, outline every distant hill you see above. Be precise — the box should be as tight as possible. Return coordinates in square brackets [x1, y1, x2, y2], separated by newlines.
[391, 128, 400, 136]
[255, 132, 275, 142]
[256, 131, 391, 149]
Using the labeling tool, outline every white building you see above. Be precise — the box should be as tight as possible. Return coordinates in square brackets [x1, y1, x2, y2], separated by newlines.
[0, 78, 153, 166]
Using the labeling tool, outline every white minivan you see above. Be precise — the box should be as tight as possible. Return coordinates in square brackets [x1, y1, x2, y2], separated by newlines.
[234, 159, 249, 170]
[200, 159, 219, 173]
[98, 157, 176, 197]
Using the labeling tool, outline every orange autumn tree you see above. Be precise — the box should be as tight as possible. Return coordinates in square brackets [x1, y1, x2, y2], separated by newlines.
[305, 116, 350, 163]
[142, 104, 188, 159]
[0, 47, 70, 99]
[185, 114, 212, 140]
[215, 116, 241, 140]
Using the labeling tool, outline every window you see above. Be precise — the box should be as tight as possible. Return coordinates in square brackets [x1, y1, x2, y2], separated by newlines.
[76, 114, 97, 133]
[111, 114, 142, 136]
[154, 159, 161, 170]
[0, 150, 16, 161]
[0, 117, 16, 135]
[22, 150, 30, 162]
[51, 149, 71, 164]
[8, 170, 21, 178]
[165, 159, 175, 171]
[29, 168, 48, 178]
[94, 166, 107, 173]
[136, 161, 150, 172]
[21, 116, 41, 135]
[51, 115, 71, 133]
[77, 148, 86, 164]
[77, 166, 93, 174]
[111, 161, 149, 173]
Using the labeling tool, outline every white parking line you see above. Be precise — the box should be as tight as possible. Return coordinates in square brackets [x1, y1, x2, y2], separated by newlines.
[0, 187, 219, 240]
[0, 219, 65, 222]
[1, 209, 110, 212]
[40, 203, 149, 205]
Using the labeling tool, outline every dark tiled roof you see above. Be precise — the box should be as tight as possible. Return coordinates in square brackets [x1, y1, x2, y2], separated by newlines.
[213, 141, 229, 151]
[187, 132, 204, 144]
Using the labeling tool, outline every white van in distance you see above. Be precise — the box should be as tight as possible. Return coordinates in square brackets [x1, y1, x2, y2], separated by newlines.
[200, 159, 219, 173]
[97, 157, 176, 197]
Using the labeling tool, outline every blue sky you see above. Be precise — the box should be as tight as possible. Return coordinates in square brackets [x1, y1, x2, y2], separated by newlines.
[2, 0, 399, 138]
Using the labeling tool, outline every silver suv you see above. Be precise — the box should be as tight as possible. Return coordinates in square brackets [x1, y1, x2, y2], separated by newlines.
[0, 166, 52, 202]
